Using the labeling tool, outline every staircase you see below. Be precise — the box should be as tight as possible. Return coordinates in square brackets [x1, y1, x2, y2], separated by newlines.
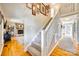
[26, 4, 61, 56]
[27, 32, 41, 56]
[50, 46, 75, 56]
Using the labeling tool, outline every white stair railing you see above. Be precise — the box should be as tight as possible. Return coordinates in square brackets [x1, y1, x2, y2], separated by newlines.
[41, 15, 62, 56]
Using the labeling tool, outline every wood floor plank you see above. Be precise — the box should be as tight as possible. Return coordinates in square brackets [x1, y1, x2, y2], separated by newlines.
[1, 37, 31, 56]
[50, 46, 75, 56]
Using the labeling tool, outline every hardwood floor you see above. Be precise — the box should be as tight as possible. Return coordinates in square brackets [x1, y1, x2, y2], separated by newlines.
[1, 37, 31, 56]
[2, 37, 78, 56]
[50, 46, 75, 56]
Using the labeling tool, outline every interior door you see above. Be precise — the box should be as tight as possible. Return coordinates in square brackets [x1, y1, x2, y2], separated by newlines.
[62, 22, 73, 38]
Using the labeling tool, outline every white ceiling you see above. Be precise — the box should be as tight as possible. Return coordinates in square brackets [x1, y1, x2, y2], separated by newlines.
[0, 3, 31, 22]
